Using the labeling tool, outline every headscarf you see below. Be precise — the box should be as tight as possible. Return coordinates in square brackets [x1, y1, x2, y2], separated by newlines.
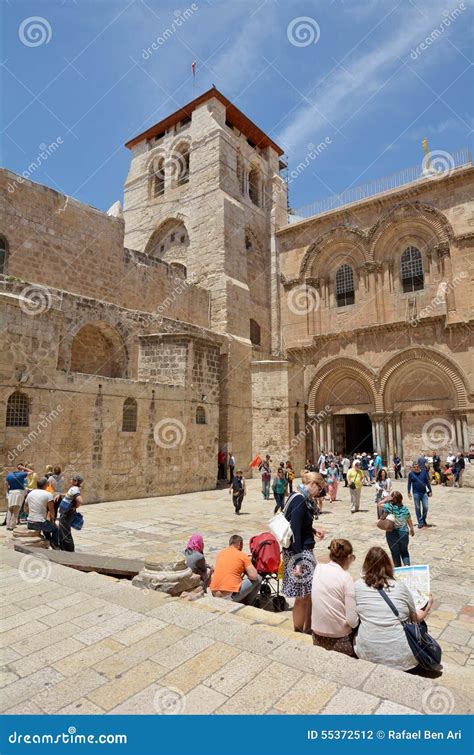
[186, 534, 204, 553]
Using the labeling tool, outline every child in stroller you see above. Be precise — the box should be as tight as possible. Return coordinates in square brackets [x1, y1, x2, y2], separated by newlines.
[249, 532, 287, 612]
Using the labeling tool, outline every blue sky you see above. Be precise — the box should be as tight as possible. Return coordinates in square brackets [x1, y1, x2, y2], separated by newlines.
[1, 0, 473, 213]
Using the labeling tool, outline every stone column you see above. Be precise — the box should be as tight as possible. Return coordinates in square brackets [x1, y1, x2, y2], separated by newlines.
[311, 420, 318, 461]
[378, 419, 386, 463]
[387, 415, 395, 465]
[319, 420, 325, 453]
[326, 417, 333, 453]
[455, 415, 463, 451]
[461, 416, 469, 451]
[371, 416, 379, 452]
[394, 413, 403, 464]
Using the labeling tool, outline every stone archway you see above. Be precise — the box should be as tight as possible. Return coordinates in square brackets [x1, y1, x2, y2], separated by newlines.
[70, 321, 128, 378]
[308, 359, 377, 457]
[380, 349, 469, 462]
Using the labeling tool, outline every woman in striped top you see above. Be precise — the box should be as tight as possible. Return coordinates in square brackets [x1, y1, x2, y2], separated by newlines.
[379, 491, 415, 567]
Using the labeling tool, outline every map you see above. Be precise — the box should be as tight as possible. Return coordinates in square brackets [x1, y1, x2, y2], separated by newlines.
[394, 564, 430, 610]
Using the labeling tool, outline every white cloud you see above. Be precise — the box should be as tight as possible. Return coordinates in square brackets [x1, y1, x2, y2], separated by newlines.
[277, 1, 454, 155]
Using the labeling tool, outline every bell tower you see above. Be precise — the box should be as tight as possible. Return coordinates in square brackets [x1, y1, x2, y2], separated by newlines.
[123, 88, 288, 471]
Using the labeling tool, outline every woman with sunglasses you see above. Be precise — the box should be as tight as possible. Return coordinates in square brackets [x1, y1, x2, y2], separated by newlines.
[311, 538, 359, 656]
[281, 471, 326, 634]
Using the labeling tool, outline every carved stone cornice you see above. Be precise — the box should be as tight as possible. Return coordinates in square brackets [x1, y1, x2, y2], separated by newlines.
[434, 242, 450, 258]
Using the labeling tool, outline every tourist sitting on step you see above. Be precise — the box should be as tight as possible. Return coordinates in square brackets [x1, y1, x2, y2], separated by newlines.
[354, 546, 434, 673]
[24, 477, 59, 549]
[184, 533, 213, 596]
[311, 538, 358, 657]
[210, 534, 261, 605]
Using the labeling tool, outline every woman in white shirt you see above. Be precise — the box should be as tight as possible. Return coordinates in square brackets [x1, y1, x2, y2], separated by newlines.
[374, 468, 392, 512]
[354, 546, 433, 671]
[311, 539, 359, 656]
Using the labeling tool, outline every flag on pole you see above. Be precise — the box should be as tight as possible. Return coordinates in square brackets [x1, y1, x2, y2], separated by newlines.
[191, 60, 196, 78]
[250, 454, 262, 469]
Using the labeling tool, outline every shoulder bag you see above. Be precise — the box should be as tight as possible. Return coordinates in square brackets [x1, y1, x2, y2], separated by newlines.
[378, 587, 442, 672]
[268, 492, 298, 549]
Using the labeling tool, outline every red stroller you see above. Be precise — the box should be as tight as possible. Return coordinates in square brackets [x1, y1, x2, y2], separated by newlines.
[249, 532, 286, 612]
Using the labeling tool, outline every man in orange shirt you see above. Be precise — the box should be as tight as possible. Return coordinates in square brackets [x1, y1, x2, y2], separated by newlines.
[210, 535, 261, 605]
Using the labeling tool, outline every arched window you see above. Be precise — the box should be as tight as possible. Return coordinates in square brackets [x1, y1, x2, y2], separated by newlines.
[248, 166, 260, 206]
[122, 398, 137, 432]
[196, 406, 206, 425]
[401, 246, 424, 292]
[151, 157, 165, 197]
[335, 264, 355, 307]
[170, 262, 187, 279]
[294, 412, 300, 437]
[0, 236, 7, 274]
[245, 234, 252, 251]
[173, 143, 190, 186]
[250, 319, 261, 346]
[6, 391, 29, 427]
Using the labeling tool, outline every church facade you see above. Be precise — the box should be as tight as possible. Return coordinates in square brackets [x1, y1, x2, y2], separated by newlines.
[1, 88, 472, 501]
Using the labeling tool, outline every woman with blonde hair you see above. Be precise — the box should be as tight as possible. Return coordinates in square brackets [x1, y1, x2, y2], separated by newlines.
[281, 470, 326, 633]
[311, 538, 358, 656]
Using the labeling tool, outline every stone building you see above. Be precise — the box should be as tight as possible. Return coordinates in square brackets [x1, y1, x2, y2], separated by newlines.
[0, 87, 473, 501]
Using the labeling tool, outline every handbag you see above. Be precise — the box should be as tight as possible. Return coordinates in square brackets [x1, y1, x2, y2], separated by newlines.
[349, 481, 356, 489]
[378, 588, 442, 672]
[71, 511, 84, 530]
[377, 513, 395, 531]
[268, 492, 297, 549]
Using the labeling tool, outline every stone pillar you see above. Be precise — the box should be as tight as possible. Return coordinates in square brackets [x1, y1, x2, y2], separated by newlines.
[319, 420, 325, 453]
[455, 415, 463, 451]
[387, 415, 395, 465]
[378, 419, 386, 463]
[326, 417, 333, 452]
[394, 413, 402, 463]
[461, 416, 469, 451]
[371, 416, 379, 452]
[311, 420, 318, 461]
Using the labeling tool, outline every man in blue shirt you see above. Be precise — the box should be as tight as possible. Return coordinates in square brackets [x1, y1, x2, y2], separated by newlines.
[407, 461, 432, 528]
[4, 463, 33, 530]
[373, 451, 382, 476]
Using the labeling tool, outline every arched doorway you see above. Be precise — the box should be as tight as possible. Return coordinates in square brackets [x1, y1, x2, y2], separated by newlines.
[308, 362, 376, 457]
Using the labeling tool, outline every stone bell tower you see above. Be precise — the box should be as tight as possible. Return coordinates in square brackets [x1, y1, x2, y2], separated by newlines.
[123, 87, 288, 472]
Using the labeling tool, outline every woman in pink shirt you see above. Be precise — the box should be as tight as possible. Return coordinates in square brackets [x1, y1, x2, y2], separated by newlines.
[311, 538, 359, 657]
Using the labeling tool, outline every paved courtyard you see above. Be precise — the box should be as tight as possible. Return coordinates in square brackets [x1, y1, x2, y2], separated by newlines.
[0, 478, 472, 715]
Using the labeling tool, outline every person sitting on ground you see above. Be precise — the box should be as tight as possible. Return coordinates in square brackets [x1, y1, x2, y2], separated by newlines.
[272, 467, 287, 514]
[229, 469, 246, 515]
[58, 474, 83, 552]
[354, 545, 434, 672]
[311, 538, 359, 657]
[210, 535, 261, 605]
[25, 477, 59, 548]
[184, 533, 213, 596]
[441, 464, 453, 486]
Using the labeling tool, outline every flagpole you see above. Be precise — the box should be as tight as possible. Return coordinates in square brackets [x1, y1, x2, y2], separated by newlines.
[192, 60, 196, 97]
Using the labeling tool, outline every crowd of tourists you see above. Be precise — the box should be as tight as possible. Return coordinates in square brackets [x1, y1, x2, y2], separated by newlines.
[3, 462, 84, 551]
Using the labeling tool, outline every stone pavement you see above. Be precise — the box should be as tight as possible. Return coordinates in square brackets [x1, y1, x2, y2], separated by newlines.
[0, 479, 472, 715]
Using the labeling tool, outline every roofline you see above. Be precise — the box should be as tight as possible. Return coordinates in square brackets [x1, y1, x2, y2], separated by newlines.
[124, 87, 284, 156]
